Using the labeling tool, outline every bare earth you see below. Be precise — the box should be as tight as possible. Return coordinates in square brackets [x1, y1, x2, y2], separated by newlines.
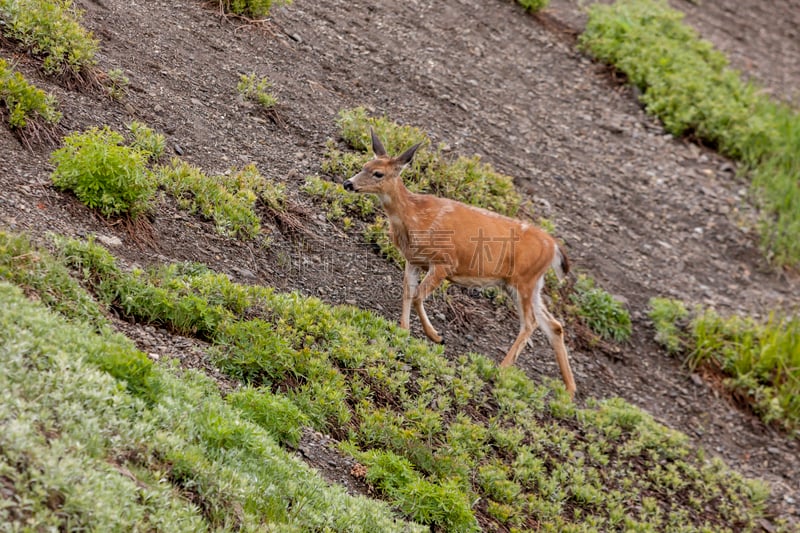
[0, 0, 798, 526]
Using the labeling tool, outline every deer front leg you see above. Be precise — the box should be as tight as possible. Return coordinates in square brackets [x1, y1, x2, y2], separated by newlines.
[400, 263, 420, 330]
[413, 265, 448, 344]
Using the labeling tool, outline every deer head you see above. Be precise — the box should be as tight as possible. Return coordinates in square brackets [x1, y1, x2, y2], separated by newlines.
[343, 128, 421, 196]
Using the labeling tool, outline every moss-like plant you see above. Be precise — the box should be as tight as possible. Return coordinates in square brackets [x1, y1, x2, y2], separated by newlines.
[648, 297, 689, 354]
[53, 236, 776, 531]
[51, 126, 156, 218]
[517, 0, 549, 13]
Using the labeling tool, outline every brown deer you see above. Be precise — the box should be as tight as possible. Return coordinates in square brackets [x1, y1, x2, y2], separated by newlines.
[343, 130, 576, 398]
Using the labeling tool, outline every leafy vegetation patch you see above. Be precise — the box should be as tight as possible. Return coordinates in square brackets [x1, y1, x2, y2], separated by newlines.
[0, 0, 99, 83]
[51, 126, 157, 219]
[0, 58, 61, 137]
[649, 298, 800, 434]
[0, 233, 425, 532]
[219, 0, 290, 19]
[580, 0, 800, 267]
[237, 72, 277, 110]
[570, 274, 632, 342]
[42, 234, 777, 531]
[516, 0, 549, 13]
[157, 159, 271, 239]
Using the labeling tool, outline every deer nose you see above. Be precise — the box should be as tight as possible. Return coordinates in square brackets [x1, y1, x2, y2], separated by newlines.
[343, 180, 354, 191]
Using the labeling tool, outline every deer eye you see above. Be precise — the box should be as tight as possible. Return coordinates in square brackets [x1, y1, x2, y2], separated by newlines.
[373, 171, 384, 179]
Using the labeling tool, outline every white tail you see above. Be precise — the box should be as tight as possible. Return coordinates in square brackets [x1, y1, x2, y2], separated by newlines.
[344, 130, 576, 399]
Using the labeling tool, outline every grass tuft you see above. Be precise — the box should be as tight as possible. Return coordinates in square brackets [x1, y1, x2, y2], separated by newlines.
[648, 297, 800, 433]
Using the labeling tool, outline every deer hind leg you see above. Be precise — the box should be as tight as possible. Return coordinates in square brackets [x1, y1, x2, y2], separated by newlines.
[400, 263, 420, 330]
[412, 265, 447, 344]
[531, 276, 576, 399]
[500, 285, 536, 368]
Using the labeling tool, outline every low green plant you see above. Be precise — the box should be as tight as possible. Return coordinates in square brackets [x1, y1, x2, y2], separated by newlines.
[226, 386, 308, 448]
[364, 217, 404, 267]
[237, 72, 277, 110]
[0, 0, 99, 81]
[580, 0, 800, 267]
[0, 58, 62, 131]
[690, 310, 800, 432]
[302, 174, 377, 222]
[517, 0, 549, 13]
[51, 126, 156, 218]
[649, 297, 689, 354]
[571, 275, 632, 342]
[0, 231, 104, 326]
[105, 68, 130, 99]
[357, 449, 479, 532]
[220, 0, 290, 19]
[54, 236, 778, 531]
[0, 280, 423, 532]
[648, 297, 799, 433]
[127, 121, 165, 161]
[157, 159, 265, 239]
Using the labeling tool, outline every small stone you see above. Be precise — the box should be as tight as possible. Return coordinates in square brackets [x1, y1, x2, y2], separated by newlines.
[148, 352, 160, 361]
[96, 234, 123, 247]
[174, 144, 184, 156]
[690, 374, 704, 387]
[767, 446, 781, 455]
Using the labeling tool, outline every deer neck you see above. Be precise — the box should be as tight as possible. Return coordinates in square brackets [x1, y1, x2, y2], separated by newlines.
[379, 179, 415, 227]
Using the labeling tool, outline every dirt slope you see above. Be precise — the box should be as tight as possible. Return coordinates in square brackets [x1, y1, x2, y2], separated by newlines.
[0, 0, 797, 524]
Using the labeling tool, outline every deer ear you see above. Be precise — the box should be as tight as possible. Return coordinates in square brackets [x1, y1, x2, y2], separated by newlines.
[370, 128, 387, 157]
[396, 143, 421, 168]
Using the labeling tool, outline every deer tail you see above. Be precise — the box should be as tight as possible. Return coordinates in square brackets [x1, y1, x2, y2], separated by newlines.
[552, 244, 570, 282]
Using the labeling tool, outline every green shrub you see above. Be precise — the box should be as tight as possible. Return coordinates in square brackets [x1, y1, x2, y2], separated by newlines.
[648, 297, 689, 354]
[105, 68, 130, 100]
[517, 0, 549, 13]
[0, 0, 99, 80]
[237, 72, 277, 110]
[0, 58, 61, 130]
[157, 159, 264, 239]
[51, 126, 156, 218]
[571, 275, 632, 342]
[127, 121, 165, 161]
[302, 174, 377, 221]
[580, 0, 800, 267]
[358, 449, 479, 532]
[220, 0, 290, 19]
